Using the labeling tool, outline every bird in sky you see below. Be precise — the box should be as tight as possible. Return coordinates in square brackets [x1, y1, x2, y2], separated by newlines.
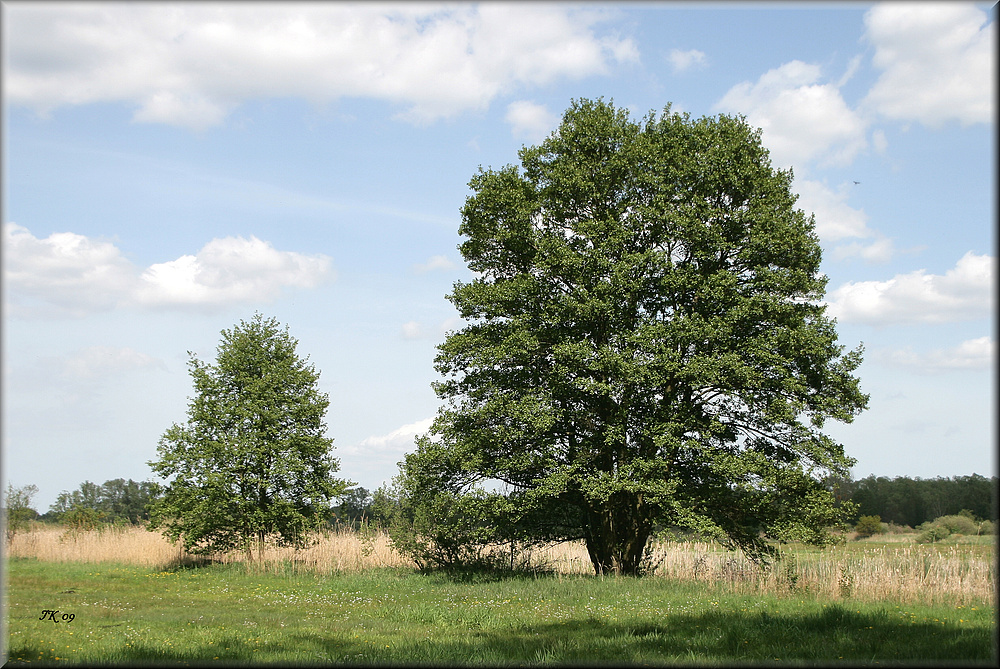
[853, 181, 861, 185]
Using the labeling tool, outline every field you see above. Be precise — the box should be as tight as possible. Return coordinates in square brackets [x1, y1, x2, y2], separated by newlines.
[4, 525, 997, 665]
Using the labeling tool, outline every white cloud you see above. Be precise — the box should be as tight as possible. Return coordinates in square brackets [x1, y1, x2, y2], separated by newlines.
[825, 252, 995, 325]
[835, 54, 863, 88]
[667, 48, 706, 73]
[862, 2, 995, 127]
[3, 224, 332, 317]
[4, 4, 637, 129]
[505, 100, 560, 143]
[795, 179, 905, 263]
[714, 60, 868, 170]
[3, 223, 137, 316]
[830, 237, 897, 264]
[136, 235, 331, 309]
[343, 417, 434, 456]
[412, 254, 457, 273]
[878, 336, 995, 373]
[793, 179, 873, 243]
[401, 321, 424, 340]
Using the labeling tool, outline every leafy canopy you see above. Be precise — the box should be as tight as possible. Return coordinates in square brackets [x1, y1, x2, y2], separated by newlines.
[148, 313, 349, 559]
[401, 98, 868, 575]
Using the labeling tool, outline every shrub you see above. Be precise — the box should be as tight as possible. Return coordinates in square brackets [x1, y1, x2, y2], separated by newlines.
[934, 514, 979, 536]
[884, 522, 913, 534]
[916, 524, 950, 544]
[62, 505, 106, 532]
[854, 515, 884, 539]
[977, 520, 994, 535]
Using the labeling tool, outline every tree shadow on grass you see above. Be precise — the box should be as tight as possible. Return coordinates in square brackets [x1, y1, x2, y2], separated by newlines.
[6, 606, 993, 666]
[5, 632, 362, 666]
[308, 605, 994, 666]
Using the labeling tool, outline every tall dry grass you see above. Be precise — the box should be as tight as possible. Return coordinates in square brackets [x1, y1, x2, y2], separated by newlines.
[636, 540, 996, 605]
[7, 525, 994, 605]
[4, 524, 413, 573]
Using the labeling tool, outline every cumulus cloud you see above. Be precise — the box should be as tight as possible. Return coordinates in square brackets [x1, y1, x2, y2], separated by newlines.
[824, 252, 995, 325]
[136, 235, 331, 308]
[342, 417, 434, 457]
[505, 100, 560, 143]
[794, 179, 873, 243]
[878, 336, 995, 373]
[412, 254, 457, 273]
[4, 4, 638, 129]
[794, 179, 904, 263]
[3, 223, 137, 316]
[862, 2, 995, 127]
[3, 223, 332, 317]
[667, 48, 707, 73]
[714, 60, 868, 170]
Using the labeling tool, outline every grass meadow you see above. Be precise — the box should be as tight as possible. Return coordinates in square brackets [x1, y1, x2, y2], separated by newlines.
[4, 525, 997, 665]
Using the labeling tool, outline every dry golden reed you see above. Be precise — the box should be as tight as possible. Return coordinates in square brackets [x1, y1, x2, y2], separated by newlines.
[7, 525, 994, 605]
[4, 524, 413, 573]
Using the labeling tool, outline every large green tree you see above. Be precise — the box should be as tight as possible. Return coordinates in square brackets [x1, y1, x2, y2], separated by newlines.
[148, 314, 349, 562]
[410, 98, 868, 575]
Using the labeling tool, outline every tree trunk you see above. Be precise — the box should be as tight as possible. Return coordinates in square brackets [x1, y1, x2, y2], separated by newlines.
[583, 495, 652, 576]
[256, 530, 266, 565]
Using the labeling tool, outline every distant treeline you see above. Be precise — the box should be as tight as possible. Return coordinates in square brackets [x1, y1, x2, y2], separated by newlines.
[828, 474, 997, 527]
[39, 479, 163, 526]
[30, 473, 998, 532]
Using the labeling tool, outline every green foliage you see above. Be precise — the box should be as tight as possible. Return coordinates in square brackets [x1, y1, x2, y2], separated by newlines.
[147, 313, 349, 560]
[368, 485, 401, 529]
[4, 483, 40, 542]
[410, 98, 867, 575]
[931, 514, 980, 536]
[854, 515, 884, 539]
[329, 487, 373, 529]
[915, 513, 986, 543]
[47, 478, 162, 525]
[388, 436, 566, 572]
[61, 504, 107, 532]
[843, 474, 997, 527]
[916, 524, 951, 544]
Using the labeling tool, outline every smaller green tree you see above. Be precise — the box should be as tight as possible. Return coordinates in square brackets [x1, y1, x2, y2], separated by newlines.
[368, 485, 401, 529]
[62, 505, 107, 533]
[854, 515, 883, 539]
[330, 487, 373, 529]
[4, 483, 39, 544]
[148, 314, 350, 563]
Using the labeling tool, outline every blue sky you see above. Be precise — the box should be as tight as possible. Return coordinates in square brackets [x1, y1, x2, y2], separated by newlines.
[3, 2, 995, 512]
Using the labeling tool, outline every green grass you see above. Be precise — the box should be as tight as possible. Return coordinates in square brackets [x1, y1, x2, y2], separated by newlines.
[5, 557, 995, 665]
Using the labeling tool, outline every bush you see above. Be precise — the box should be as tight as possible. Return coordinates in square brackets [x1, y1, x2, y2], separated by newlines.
[854, 515, 884, 539]
[914, 513, 986, 543]
[916, 524, 950, 544]
[389, 488, 505, 571]
[62, 505, 106, 532]
[884, 522, 914, 534]
[934, 514, 979, 536]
